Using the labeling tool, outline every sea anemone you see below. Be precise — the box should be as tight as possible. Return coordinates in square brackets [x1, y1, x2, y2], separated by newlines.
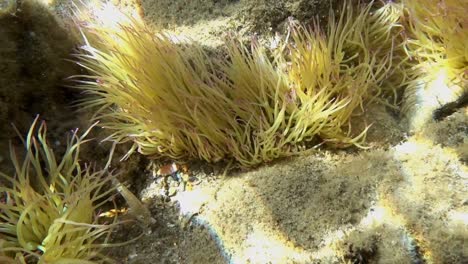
[71, 1, 398, 167]
[401, 0, 467, 129]
[349, 0, 409, 103]
[278, 1, 395, 147]
[403, 0, 467, 71]
[0, 117, 117, 263]
[72, 3, 236, 163]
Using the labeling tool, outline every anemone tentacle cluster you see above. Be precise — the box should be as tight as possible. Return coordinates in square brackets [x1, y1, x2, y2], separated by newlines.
[401, 0, 467, 130]
[72, 1, 409, 167]
[0, 118, 117, 263]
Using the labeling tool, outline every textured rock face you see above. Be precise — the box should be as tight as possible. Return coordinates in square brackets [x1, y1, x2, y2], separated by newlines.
[402, 70, 467, 133]
[0, 1, 79, 174]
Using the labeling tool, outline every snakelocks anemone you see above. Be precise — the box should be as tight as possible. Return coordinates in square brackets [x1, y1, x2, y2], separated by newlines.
[401, 0, 467, 130]
[71, 1, 403, 167]
[0, 117, 118, 263]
